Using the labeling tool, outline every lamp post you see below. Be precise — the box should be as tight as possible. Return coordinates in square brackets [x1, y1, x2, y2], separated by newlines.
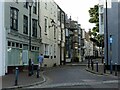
[105, 0, 108, 66]
[29, 0, 33, 51]
[28, 0, 33, 76]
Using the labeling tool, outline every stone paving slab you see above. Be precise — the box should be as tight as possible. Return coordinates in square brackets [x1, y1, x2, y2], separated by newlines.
[2, 71, 45, 89]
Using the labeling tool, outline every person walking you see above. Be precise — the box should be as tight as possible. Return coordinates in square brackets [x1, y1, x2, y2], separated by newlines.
[38, 54, 44, 70]
[37, 54, 44, 78]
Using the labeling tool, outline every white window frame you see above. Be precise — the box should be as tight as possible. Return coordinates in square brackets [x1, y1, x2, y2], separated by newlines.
[44, 44, 49, 56]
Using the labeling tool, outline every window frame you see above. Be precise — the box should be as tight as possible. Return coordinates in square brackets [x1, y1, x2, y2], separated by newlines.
[32, 19, 37, 37]
[44, 44, 49, 56]
[23, 15, 28, 34]
[44, 18, 47, 33]
[33, 2, 37, 14]
[23, 1, 28, 9]
[10, 7, 19, 31]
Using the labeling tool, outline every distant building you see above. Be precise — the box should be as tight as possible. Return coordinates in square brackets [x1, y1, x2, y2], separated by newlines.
[81, 29, 85, 61]
[66, 16, 81, 62]
[84, 32, 93, 58]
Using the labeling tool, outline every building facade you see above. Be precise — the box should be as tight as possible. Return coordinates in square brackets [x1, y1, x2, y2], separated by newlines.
[38, 0, 66, 67]
[99, 0, 120, 67]
[38, 0, 57, 67]
[0, 1, 6, 76]
[4, 0, 41, 73]
[1, 0, 66, 74]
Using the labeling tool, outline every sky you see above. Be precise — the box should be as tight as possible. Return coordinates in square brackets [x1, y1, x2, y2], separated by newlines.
[54, 0, 99, 32]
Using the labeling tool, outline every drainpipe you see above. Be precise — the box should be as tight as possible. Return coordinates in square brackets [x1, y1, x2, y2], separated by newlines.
[60, 10, 62, 65]
[38, 1, 41, 39]
[63, 13, 66, 65]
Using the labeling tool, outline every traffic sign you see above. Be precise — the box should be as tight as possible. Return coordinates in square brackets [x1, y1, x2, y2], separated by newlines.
[110, 37, 113, 44]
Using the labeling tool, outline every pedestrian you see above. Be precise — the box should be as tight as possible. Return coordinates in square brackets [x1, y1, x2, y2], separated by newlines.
[36, 54, 44, 78]
[38, 54, 44, 71]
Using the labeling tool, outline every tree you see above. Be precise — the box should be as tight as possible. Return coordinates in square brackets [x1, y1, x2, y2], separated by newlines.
[89, 4, 104, 47]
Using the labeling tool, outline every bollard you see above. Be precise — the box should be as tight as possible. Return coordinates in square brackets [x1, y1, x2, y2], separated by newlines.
[115, 63, 117, 76]
[15, 67, 19, 86]
[110, 61, 113, 74]
[96, 61, 98, 72]
[36, 65, 39, 78]
[28, 59, 32, 76]
[102, 57, 103, 64]
[104, 62, 106, 73]
[93, 61, 94, 70]
[31, 63, 34, 75]
[90, 59, 92, 68]
[88, 59, 90, 68]
[92, 60, 94, 70]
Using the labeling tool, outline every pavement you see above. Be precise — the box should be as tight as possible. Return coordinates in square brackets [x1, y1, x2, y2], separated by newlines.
[66, 58, 119, 78]
[2, 70, 46, 89]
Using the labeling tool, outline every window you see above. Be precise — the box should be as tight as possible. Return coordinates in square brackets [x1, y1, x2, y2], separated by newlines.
[33, 2, 37, 14]
[20, 44, 22, 48]
[45, 18, 47, 33]
[37, 47, 39, 51]
[32, 19, 37, 37]
[35, 47, 37, 50]
[12, 42, 15, 47]
[100, 6, 104, 13]
[23, 15, 28, 34]
[54, 11, 56, 17]
[16, 43, 19, 47]
[54, 44, 56, 56]
[10, 7, 19, 31]
[50, 45, 52, 56]
[32, 46, 34, 50]
[44, 44, 49, 56]
[54, 26, 56, 39]
[101, 14, 104, 24]
[57, 9, 60, 21]
[61, 12, 64, 23]
[8, 41, 11, 46]
[23, 1, 28, 9]
[51, 8, 52, 14]
[45, 3, 47, 9]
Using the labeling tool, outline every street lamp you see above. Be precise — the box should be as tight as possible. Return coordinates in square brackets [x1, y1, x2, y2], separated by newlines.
[49, 19, 56, 28]
[28, 0, 33, 76]
[29, 0, 33, 51]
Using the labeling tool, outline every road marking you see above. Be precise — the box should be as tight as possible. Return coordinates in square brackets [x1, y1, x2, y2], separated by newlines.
[37, 80, 119, 88]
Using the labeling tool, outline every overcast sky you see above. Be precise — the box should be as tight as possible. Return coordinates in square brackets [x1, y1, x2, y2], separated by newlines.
[54, 0, 99, 32]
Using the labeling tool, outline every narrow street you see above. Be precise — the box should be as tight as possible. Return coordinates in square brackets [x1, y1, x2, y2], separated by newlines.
[29, 65, 119, 88]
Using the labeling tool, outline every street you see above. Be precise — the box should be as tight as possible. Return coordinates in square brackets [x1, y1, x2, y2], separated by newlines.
[29, 66, 119, 88]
